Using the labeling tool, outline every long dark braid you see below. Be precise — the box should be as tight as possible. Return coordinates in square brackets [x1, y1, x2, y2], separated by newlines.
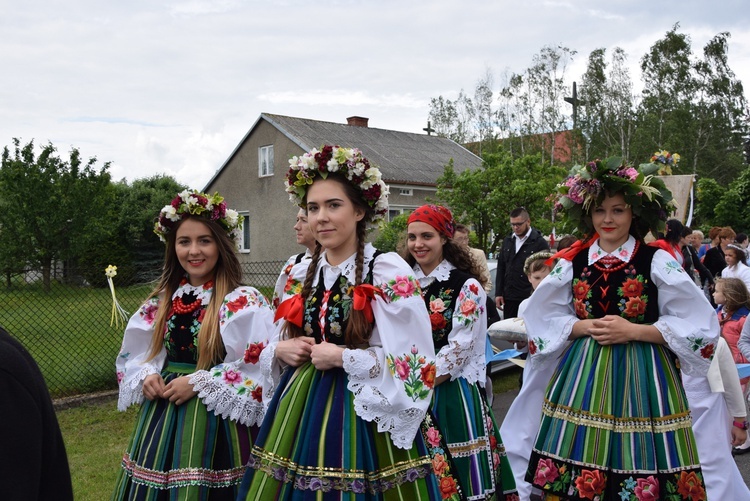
[282, 241, 322, 339]
[345, 220, 373, 347]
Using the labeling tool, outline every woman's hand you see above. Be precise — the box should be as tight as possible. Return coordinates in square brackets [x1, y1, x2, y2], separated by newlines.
[732, 425, 748, 447]
[588, 315, 664, 345]
[163, 376, 198, 406]
[275, 337, 315, 367]
[310, 342, 344, 370]
[142, 373, 166, 400]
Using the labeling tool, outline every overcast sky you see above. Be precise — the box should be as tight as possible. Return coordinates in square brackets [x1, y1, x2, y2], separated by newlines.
[2, 0, 748, 190]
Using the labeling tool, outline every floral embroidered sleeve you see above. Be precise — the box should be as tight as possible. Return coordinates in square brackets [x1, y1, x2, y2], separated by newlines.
[340, 251, 436, 450]
[116, 297, 165, 411]
[521, 259, 578, 369]
[272, 255, 297, 309]
[434, 278, 487, 384]
[650, 249, 719, 377]
[188, 286, 277, 426]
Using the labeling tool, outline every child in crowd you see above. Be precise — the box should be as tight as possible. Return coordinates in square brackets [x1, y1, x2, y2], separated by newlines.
[497, 251, 558, 501]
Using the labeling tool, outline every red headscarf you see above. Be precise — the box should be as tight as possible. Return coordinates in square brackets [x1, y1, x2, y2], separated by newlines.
[407, 205, 455, 238]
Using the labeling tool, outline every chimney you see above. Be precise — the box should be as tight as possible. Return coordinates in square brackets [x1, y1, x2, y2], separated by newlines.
[346, 116, 369, 127]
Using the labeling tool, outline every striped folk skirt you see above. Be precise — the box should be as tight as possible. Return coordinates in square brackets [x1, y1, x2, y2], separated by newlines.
[525, 337, 706, 501]
[112, 362, 255, 501]
[237, 362, 466, 500]
[432, 377, 517, 500]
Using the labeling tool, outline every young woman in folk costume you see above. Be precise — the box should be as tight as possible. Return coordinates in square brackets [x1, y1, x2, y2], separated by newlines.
[113, 190, 276, 500]
[272, 207, 317, 309]
[522, 158, 719, 501]
[238, 145, 465, 500]
[404, 204, 518, 501]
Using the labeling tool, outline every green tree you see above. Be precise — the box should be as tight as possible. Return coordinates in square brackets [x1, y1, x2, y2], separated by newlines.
[374, 213, 409, 253]
[694, 177, 724, 227]
[711, 165, 750, 232]
[434, 154, 565, 255]
[0, 139, 113, 291]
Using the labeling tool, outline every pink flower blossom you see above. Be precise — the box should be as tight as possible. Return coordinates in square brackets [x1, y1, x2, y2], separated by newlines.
[429, 298, 446, 313]
[222, 369, 242, 385]
[634, 476, 659, 501]
[426, 427, 441, 447]
[391, 276, 415, 297]
[533, 458, 559, 487]
[394, 358, 410, 380]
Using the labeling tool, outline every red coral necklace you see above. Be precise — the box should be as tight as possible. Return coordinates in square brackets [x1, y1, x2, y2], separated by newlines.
[593, 240, 639, 273]
[172, 280, 214, 315]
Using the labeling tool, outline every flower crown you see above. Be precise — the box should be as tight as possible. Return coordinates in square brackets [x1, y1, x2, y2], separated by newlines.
[154, 190, 243, 245]
[551, 157, 676, 238]
[523, 251, 556, 275]
[650, 150, 680, 175]
[284, 145, 389, 222]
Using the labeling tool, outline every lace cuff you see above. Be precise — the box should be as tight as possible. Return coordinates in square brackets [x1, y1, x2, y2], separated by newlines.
[189, 367, 266, 427]
[347, 380, 425, 450]
[117, 364, 160, 411]
[435, 340, 484, 384]
[342, 348, 381, 380]
[656, 320, 713, 377]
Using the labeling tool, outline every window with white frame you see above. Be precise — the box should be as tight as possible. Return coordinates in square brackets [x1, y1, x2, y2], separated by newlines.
[258, 145, 274, 177]
[238, 212, 250, 253]
[399, 188, 413, 196]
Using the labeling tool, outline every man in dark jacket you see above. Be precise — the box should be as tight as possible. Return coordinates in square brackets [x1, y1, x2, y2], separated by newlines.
[495, 207, 549, 319]
[0, 326, 73, 500]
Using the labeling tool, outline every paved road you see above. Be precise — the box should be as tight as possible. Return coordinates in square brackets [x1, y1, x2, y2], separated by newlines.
[491, 388, 750, 489]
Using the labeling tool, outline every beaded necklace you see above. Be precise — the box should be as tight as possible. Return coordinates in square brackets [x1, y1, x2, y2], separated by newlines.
[172, 279, 214, 315]
[592, 240, 640, 273]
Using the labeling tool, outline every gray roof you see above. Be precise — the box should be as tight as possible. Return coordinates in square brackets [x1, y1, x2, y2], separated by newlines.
[215, 113, 482, 187]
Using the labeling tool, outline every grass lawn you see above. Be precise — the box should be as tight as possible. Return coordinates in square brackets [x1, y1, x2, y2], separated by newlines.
[57, 369, 522, 499]
[57, 397, 138, 500]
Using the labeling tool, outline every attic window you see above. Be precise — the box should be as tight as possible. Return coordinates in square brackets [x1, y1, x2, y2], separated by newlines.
[399, 188, 413, 196]
[258, 145, 274, 177]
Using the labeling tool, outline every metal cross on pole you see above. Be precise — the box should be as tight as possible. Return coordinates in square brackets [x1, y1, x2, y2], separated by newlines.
[564, 81, 580, 130]
[423, 121, 435, 136]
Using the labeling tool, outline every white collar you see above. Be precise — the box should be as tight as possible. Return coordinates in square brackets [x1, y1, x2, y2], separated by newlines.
[318, 243, 376, 283]
[412, 259, 454, 286]
[588, 235, 637, 265]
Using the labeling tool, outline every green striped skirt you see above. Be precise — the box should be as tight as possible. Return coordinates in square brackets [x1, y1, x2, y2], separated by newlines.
[238, 362, 466, 500]
[112, 362, 255, 501]
[432, 377, 517, 500]
[526, 337, 706, 501]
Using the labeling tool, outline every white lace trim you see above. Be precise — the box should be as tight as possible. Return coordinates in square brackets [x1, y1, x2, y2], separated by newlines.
[342, 348, 380, 380]
[117, 365, 160, 411]
[348, 380, 425, 450]
[260, 343, 278, 391]
[189, 368, 266, 427]
[435, 340, 485, 385]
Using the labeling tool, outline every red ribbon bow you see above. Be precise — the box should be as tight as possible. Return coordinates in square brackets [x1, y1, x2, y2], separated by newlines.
[274, 294, 304, 327]
[351, 284, 383, 323]
[545, 232, 599, 266]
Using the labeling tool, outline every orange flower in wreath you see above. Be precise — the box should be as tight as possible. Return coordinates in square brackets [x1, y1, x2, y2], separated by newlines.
[676, 471, 706, 500]
[574, 469, 606, 500]
[620, 278, 644, 298]
[624, 296, 646, 318]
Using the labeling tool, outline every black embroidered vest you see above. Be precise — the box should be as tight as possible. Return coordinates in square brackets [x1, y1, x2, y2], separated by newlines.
[422, 268, 475, 350]
[303, 252, 381, 345]
[571, 243, 660, 324]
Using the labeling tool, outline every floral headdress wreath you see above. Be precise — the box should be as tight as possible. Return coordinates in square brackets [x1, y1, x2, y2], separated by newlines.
[284, 145, 389, 223]
[551, 156, 676, 239]
[650, 150, 680, 175]
[154, 190, 243, 245]
[523, 251, 555, 275]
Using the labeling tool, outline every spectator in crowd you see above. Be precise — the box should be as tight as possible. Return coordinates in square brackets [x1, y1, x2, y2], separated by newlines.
[690, 229, 704, 253]
[736, 232, 749, 258]
[272, 208, 316, 308]
[681, 226, 714, 290]
[704, 226, 736, 279]
[453, 223, 492, 293]
[0, 326, 73, 501]
[495, 207, 549, 318]
[698, 226, 721, 260]
[650, 218, 684, 264]
[722, 243, 750, 292]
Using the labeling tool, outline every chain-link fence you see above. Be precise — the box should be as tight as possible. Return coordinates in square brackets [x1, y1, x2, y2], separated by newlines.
[0, 260, 285, 399]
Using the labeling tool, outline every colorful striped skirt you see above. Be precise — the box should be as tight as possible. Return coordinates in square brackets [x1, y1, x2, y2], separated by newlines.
[237, 362, 465, 500]
[112, 362, 256, 501]
[432, 377, 516, 500]
[525, 337, 706, 501]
